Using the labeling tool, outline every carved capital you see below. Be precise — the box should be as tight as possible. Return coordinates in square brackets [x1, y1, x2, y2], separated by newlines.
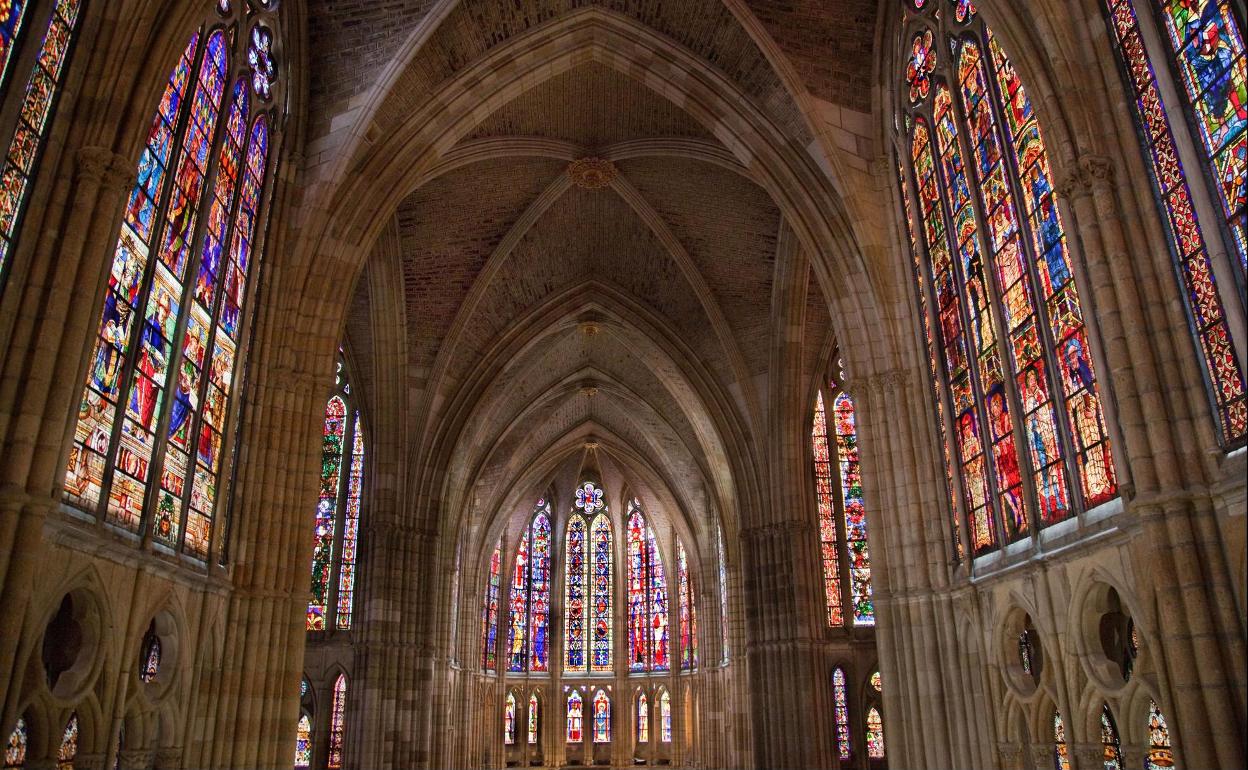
[1030, 744, 1057, 769]
[118, 750, 154, 770]
[996, 742, 1025, 770]
[1056, 155, 1114, 198]
[154, 746, 184, 769]
[74, 146, 118, 182]
[1072, 743, 1104, 769]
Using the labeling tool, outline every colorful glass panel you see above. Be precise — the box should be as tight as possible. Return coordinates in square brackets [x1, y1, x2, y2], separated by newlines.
[336, 413, 364, 629]
[327, 674, 347, 769]
[592, 690, 610, 743]
[308, 395, 345, 630]
[528, 694, 539, 745]
[504, 692, 517, 745]
[139, 626, 161, 683]
[866, 707, 885, 759]
[1104, 0, 1246, 444]
[0, 0, 83, 285]
[811, 391, 845, 624]
[565, 514, 587, 672]
[627, 501, 669, 671]
[56, 712, 77, 770]
[717, 525, 729, 662]
[506, 521, 531, 673]
[1054, 710, 1071, 770]
[482, 539, 502, 671]
[637, 692, 649, 743]
[590, 513, 613, 672]
[678, 541, 698, 669]
[1101, 704, 1124, 769]
[3, 717, 25, 769]
[906, 29, 936, 103]
[294, 713, 312, 768]
[870, 671, 882, 692]
[1157, 0, 1247, 271]
[567, 691, 583, 743]
[832, 667, 850, 760]
[1145, 700, 1176, 769]
[658, 690, 672, 743]
[648, 525, 669, 671]
[529, 511, 551, 672]
[833, 393, 875, 624]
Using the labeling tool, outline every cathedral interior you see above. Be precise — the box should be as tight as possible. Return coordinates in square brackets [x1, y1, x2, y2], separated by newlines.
[0, 0, 1244, 768]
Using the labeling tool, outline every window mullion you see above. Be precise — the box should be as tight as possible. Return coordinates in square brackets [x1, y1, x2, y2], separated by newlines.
[95, 30, 208, 526]
[896, 137, 974, 562]
[939, 71, 1043, 544]
[975, 24, 1088, 517]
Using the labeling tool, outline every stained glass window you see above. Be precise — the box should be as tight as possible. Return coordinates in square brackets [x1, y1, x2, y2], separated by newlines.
[637, 692, 649, 743]
[592, 690, 611, 743]
[678, 540, 698, 669]
[565, 513, 587, 672]
[567, 691, 583, 743]
[294, 713, 312, 768]
[812, 371, 876, 625]
[1146, 700, 1176, 770]
[870, 671, 882, 692]
[528, 693, 539, 745]
[866, 707, 885, 759]
[0, 0, 84, 289]
[1053, 710, 1071, 770]
[139, 621, 160, 683]
[832, 667, 851, 760]
[658, 690, 672, 743]
[481, 538, 502, 671]
[627, 500, 669, 672]
[507, 499, 552, 673]
[590, 512, 613, 672]
[504, 692, 517, 745]
[1102, 0, 1246, 445]
[717, 524, 729, 662]
[63, 4, 281, 561]
[56, 712, 77, 770]
[327, 674, 347, 769]
[1155, 0, 1246, 273]
[3, 717, 25, 769]
[897, 0, 1119, 556]
[307, 358, 366, 631]
[1101, 704, 1124, 770]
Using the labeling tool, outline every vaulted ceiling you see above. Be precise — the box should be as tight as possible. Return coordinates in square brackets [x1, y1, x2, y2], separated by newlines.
[316, 0, 886, 551]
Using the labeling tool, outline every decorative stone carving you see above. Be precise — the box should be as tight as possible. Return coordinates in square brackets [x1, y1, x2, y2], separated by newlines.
[579, 380, 599, 398]
[567, 157, 618, 189]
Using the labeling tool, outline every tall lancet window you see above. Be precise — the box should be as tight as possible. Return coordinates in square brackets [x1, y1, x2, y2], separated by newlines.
[307, 356, 367, 631]
[1101, 0, 1246, 446]
[64, 1, 283, 561]
[627, 499, 669, 672]
[895, 0, 1119, 558]
[565, 481, 613, 673]
[0, 0, 85, 289]
[481, 537, 502, 671]
[811, 360, 875, 626]
[506, 499, 552, 673]
[677, 540, 698, 669]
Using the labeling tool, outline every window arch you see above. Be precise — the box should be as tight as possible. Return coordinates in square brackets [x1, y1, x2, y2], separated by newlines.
[677, 540, 698, 669]
[308, 357, 366, 631]
[506, 499, 552, 673]
[895, 0, 1119, 557]
[592, 689, 611, 743]
[627, 499, 669, 672]
[327, 673, 347, 769]
[1146, 700, 1176, 769]
[63, 2, 283, 562]
[293, 712, 312, 768]
[527, 692, 539, 745]
[504, 692, 517, 745]
[658, 689, 672, 744]
[1101, 0, 1246, 446]
[811, 363, 876, 627]
[481, 537, 502, 671]
[56, 712, 77, 770]
[1101, 703, 1124, 770]
[565, 481, 612, 674]
[1053, 709, 1071, 770]
[637, 691, 649, 743]
[0, 0, 85, 290]
[832, 667, 851, 760]
[567, 690, 584, 743]
[3, 717, 25, 769]
[866, 706, 885, 760]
